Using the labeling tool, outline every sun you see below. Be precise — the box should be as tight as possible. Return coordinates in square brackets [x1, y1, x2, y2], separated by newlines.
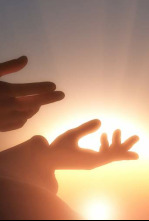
[84, 199, 113, 220]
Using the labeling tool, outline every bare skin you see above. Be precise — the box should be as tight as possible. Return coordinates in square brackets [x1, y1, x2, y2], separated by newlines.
[0, 56, 65, 131]
[0, 120, 139, 220]
[0, 120, 139, 184]
[0, 57, 139, 220]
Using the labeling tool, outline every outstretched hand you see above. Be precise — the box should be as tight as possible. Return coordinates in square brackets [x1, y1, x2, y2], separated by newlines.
[49, 120, 139, 170]
[0, 120, 139, 193]
[0, 56, 65, 131]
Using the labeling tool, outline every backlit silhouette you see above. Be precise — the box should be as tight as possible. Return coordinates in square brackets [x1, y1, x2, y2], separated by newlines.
[0, 57, 139, 220]
[0, 56, 65, 131]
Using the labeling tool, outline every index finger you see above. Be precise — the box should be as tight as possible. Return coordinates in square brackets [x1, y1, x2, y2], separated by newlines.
[0, 81, 56, 97]
[0, 56, 28, 77]
[71, 119, 101, 140]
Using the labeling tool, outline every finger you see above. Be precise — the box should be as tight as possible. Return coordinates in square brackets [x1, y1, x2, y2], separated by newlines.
[16, 91, 65, 111]
[10, 82, 56, 97]
[117, 151, 139, 161]
[0, 98, 19, 113]
[70, 119, 101, 140]
[0, 56, 28, 77]
[100, 133, 109, 152]
[0, 108, 41, 131]
[0, 82, 56, 98]
[0, 92, 65, 113]
[122, 136, 139, 151]
[25, 108, 40, 118]
[0, 119, 27, 132]
[0, 111, 28, 126]
[112, 129, 121, 148]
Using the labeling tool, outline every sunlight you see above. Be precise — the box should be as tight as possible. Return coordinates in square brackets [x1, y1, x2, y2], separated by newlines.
[46, 114, 149, 160]
[84, 199, 113, 220]
[78, 116, 149, 159]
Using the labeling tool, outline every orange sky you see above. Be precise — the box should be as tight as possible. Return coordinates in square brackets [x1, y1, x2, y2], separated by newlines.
[0, 0, 149, 219]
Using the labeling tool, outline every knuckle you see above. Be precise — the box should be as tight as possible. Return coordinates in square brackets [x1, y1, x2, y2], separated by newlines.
[31, 135, 49, 148]
[66, 129, 76, 138]
[29, 136, 49, 165]
[66, 129, 74, 135]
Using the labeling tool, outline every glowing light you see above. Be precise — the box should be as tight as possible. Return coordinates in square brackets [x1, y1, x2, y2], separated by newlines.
[46, 114, 149, 160]
[85, 199, 113, 220]
[78, 116, 149, 159]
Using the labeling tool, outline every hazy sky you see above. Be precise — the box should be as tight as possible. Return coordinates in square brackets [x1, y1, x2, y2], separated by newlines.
[0, 0, 149, 219]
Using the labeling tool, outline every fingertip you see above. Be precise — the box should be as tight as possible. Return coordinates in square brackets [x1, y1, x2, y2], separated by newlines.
[91, 119, 101, 128]
[101, 133, 107, 138]
[18, 56, 28, 64]
[134, 136, 140, 142]
[54, 91, 65, 100]
[114, 129, 121, 135]
[45, 82, 56, 91]
[59, 92, 65, 100]
[100, 133, 108, 143]
[132, 154, 139, 160]
[129, 135, 140, 145]
[128, 152, 139, 160]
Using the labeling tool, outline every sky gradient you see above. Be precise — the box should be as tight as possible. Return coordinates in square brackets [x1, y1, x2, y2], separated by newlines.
[0, 0, 149, 219]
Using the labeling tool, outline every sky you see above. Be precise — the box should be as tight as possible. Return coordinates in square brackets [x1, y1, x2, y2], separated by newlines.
[0, 0, 149, 219]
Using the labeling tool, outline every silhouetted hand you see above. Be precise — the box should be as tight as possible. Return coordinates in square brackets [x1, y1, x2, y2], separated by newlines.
[0, 120, 139, 194]
[0, 56, 65, 132]
[49, 120, 139, 170]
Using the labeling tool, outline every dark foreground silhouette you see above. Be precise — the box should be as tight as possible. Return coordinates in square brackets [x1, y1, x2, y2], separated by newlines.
[0, 56, 65, 132]
[0, 57, 139, 220]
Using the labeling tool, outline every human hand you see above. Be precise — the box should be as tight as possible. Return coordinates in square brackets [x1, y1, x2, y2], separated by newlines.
[49, 120, 139, 170]
[0, 56, 65, 132]
[0, 136, 58, 193]
[0, 120, 139, 193]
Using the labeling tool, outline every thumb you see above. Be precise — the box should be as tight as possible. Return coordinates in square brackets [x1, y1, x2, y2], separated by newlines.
[0, 56, 28, 77]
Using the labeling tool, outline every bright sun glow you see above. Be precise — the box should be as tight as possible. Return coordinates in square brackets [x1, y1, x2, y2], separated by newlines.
[78, 116, 149, 160]
[47, 114, 149, 160]
[84, 199, 113, 220]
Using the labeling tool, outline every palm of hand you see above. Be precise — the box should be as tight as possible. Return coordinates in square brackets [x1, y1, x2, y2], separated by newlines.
[50, 120, 139, 170]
